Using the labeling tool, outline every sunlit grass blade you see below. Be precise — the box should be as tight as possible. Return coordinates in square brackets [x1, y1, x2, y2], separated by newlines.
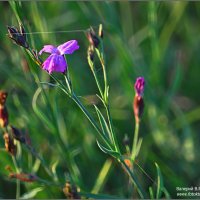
[20, 187, 44, 199]
[155, 162, 163, 199]
[94, 105, 112, 141]
[92, 159, 113, 194]
[32, 87, 56, 133]
[96, 140, 120, 159]
[149, 186, 154, 199]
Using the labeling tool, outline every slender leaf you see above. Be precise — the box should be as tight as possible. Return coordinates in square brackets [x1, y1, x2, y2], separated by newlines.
[96, 140, 120, 159]
[94, 105, 111, 139]
[20, 187, 44, 199]
[155, 162, 163, 199]
[149, 186, 154, 199]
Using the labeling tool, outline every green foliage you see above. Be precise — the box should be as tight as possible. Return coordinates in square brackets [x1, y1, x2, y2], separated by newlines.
[0, 1, 199, 199]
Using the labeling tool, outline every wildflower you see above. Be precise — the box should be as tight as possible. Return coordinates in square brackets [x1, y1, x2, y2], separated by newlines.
[7, 24, 29, 48]
[133, 77, 145, 123]
[39, 40, 79, 74]
[4, 133, 16, 156]
[87, 27, 100, 48]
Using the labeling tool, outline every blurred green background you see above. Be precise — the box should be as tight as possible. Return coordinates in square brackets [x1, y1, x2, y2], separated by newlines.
[0, 1, 200, 199]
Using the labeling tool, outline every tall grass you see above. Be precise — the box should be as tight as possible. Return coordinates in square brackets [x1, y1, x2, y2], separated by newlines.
[0, 1, 200, 199]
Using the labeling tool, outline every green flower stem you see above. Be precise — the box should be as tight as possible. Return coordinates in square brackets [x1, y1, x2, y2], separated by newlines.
[120, 158, 146, 198]
[95, 49, 108, 103]
[92, 69, 104, 99]
[105, 105, 120, 153]
[12, 156, 20, 199]
[58, 73, 113, 150]
[88, 61, 119, 152]
[64, 74, 72, 94]
[131, 121, 140, 161]
[71, 93, 113, 150]
[95, 48, 120, 153]
[88, 58, 104, 98]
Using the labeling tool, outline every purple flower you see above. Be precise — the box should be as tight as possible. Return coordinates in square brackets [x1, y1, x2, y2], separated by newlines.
[39, 40, 79, 74]
[134, 77, 145, 96]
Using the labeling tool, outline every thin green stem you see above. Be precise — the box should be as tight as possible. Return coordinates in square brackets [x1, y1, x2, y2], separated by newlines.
[95, 49, 108, 103]
[71, 93, 113, 150]
[12, 156, 20, 199]
[105, 105, 120, 153]
[88, 57, 104, 98]
[120, 159, 146, 198]
[131, 122, 140, 161]
[92, 69, 104, 98]
[95, 48, 120, 153]
[64, 74, 72, 94]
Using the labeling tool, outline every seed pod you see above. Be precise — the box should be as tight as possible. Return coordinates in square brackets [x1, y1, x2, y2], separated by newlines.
[3, 133, 16, 156]
[86, 27, 100, 48]
[0, 105, 8, 128]
[0, 90, 8, 106]
[7, 25, 29, 49]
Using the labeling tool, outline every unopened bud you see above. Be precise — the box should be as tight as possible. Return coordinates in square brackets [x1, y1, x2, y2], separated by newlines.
[7, 25, 29, 49]
[0, 90, 8, 106]
[134, 77, 145, 97]
[63, 181, 80, 199]
[4, 133, 16, 156]
[98, 24, 103, 39]
[87, 27, 100, 48]
[11, 126, 26, 143]
[133, 77, 145, 123]
[133, 95, 144, 124]
[0, 105, 8, 128]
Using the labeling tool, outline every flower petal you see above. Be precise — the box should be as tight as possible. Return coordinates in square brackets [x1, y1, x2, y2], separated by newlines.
[57, 40, 79, 55]
[39, 45, 57, 55]
[42, 54, 67, 74]
[134, 77, 145, 96]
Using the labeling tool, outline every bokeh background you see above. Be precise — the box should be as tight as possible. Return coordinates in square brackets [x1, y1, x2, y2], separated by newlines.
[0, 1, 200, 198]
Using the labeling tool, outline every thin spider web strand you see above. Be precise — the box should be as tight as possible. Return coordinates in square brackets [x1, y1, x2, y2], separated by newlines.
[11, 29, 86, 35]
[9, 25, 100, 35]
